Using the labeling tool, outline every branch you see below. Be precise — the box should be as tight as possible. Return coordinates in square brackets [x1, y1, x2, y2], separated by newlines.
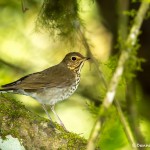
[78, 24, 137, 150]
[79, 29, 137, 150]
[78, 15, 138, 150]
[0, 58, 27, 73]
[103, 2, 149, 108]
[0, 95, 87, 149]
[126, 80, 146, 150]
[21, 0, 29, 13]
[86, 2, 149, 150]
[78, 28, 107, 88]
[118, 0, 146, 148]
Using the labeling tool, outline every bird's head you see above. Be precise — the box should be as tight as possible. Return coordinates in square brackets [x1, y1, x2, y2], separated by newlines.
[62, 52, 90, 73]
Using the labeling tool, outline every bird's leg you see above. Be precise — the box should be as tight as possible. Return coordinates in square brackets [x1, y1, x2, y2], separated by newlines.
[50, 105, 67, 130]
[42, 104, 52, 120]
[42, 104, 55, 128]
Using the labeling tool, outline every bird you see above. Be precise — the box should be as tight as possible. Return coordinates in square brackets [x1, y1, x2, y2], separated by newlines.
[0, 52, 90, 130]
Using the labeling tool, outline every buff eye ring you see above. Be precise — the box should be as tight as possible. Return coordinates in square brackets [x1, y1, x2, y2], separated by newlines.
[71, 56, 76, 61]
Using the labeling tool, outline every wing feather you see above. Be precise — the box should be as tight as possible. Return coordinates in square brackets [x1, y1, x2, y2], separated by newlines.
[1, 64, 75, 90]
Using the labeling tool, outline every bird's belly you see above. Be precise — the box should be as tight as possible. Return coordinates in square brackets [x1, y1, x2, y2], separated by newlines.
[31, 84, 79, 105]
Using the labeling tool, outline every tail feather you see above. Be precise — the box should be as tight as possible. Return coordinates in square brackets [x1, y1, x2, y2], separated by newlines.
[0, 88, 14, 93]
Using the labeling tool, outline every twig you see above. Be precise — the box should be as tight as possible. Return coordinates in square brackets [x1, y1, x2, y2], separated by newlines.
[78, 12, 138, 150]
[0, 58, 27, 73]
[78, 9, 139, 150]
[118, 1, 146, 148]
[78, 28, 107, 88]
[78, 28, 137, 150]
[114, 100, 136, 148]
[126, 80, 146, 150]
[21, 0, 29, 13]
[86, 2, 149, 150]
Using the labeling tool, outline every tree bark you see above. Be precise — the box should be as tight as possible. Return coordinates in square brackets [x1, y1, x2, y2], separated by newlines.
[0, 95, 87, 150]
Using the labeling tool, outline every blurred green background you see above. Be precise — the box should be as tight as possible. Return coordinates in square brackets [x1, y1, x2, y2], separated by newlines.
[0, 0, 150, 150]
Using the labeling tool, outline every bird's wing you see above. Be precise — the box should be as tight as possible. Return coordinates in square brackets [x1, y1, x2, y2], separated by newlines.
[2, 72, 47, 90]
[1, 65, 74, 90]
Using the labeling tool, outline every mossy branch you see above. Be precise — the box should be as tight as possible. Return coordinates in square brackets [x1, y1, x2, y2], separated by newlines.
[78, 25, 137, 150]
[86, 2, 149, 150]
[78, 15, 139, 150]
[0, 95, 87, 150]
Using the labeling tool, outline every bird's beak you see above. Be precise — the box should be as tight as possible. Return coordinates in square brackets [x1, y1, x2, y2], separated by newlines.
[84, 57, 90, 61]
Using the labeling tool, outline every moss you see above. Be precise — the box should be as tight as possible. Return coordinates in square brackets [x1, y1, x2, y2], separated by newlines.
[36, 0, 82, 43]
[58, 131, 87, 149]
[0, 95, 26, 139]
[0, 95, 88, 149]
[39, 146, 47, 150]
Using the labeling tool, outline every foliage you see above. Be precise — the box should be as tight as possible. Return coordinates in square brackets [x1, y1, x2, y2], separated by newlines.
[99, 107, 129, 150]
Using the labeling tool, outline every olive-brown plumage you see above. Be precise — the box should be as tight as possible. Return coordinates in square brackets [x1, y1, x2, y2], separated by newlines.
[0, 52, 89, 129]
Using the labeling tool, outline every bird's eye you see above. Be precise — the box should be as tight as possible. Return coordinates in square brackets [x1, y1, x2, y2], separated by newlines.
[71, 56, 76, 61]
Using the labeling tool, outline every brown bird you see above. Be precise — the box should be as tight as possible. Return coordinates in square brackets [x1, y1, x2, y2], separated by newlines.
[0, 52, 89, 130]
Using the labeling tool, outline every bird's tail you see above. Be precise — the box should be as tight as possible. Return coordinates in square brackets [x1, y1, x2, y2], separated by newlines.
[0, 89, 14, 94]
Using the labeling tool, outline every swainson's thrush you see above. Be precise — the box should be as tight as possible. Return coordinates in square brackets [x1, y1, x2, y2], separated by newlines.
[0, 52, 89, 130]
